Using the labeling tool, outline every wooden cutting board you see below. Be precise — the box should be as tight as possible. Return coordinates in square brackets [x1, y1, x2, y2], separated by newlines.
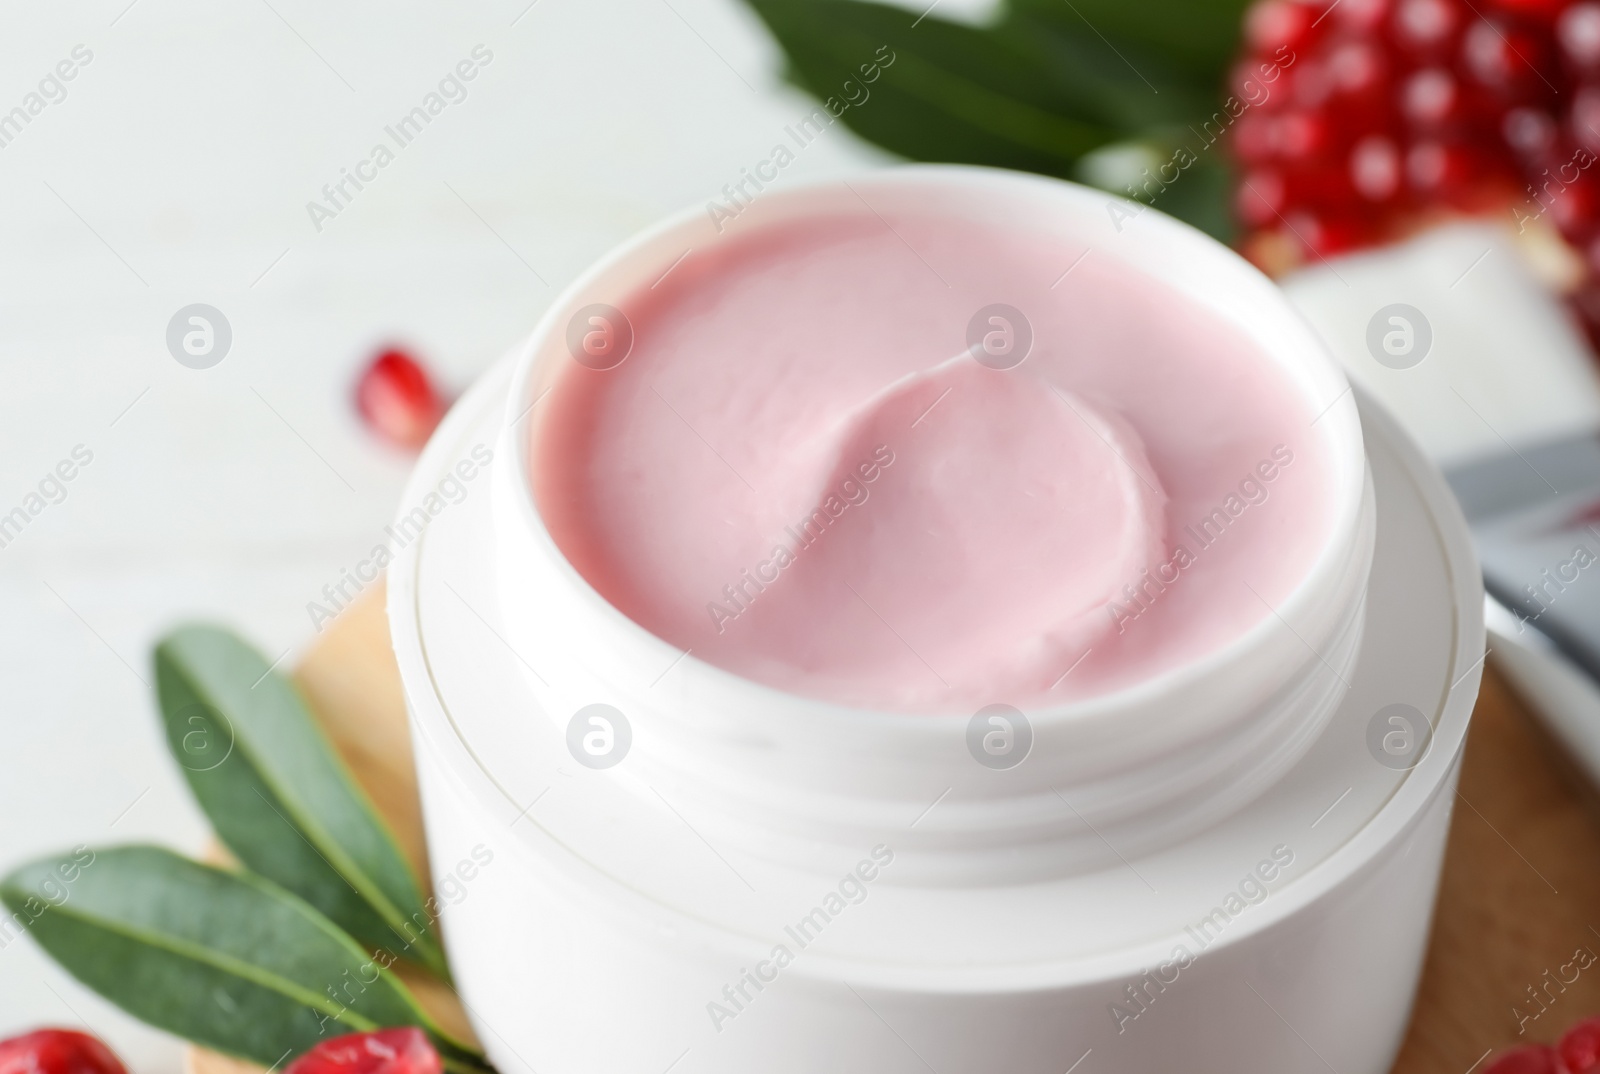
[195, 579, 1600, 1074]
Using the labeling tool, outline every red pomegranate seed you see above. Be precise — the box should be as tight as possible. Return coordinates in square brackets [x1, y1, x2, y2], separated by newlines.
[354, 348, 446, 452]
[1463, 20, 1550, 91]
[1504, 107, 1560, 158]
[1406, 139, 1515, 206]
[1233, 113, 1277, 162]
[1573, 85, 1600, 149]
[1352, 135, 1405, 199]
[1484, 1043, 1563, 1074]
[0, 1030, 128, 1074]
[1394, 0, 1464, 53]
[1291, 60, 1339, 108]
[1562, 3, 1600, 66]
[1404, 67, 1462, 124]
[285, 1028, 441, 1074]
[1336, 0, 1392, 34]
[1246, 0, 1324, 54]
[1283, 208, 1370, 255]
[1560, 1014, 1600, 1073]
[1329, 40, 1388, 99]
[1407, 139, 1457, 189]
[1274, 112, 1336, 159]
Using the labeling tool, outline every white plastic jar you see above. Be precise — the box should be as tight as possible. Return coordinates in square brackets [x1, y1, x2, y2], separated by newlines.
[389, 167, 1484, 1074]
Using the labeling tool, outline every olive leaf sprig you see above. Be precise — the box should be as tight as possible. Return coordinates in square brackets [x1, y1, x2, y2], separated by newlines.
[2, 625, 493, 1074]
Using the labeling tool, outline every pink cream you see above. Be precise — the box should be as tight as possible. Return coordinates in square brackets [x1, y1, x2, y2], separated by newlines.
[531, 211, 1333, 712]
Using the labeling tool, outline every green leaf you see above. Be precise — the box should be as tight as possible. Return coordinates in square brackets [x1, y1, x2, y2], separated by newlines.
[738, 0, 1236, 236]
[1004, 0, 1252, 85]
[0, 846, 488, 1073]
[154, 624, 448, 978]
[744, 0, 1126, 174]
[984, 10, 1216, 132]
[1142, 148, 1236, 242]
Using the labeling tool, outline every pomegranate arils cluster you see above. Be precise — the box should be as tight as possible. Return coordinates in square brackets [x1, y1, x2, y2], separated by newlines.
[1231, 0, 1600, 278]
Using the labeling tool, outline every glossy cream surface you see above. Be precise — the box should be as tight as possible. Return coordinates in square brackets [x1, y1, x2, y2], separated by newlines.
[531, 211, 1332, 712]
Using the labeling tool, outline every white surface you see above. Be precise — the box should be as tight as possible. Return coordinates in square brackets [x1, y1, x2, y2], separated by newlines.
[1281, 222, 1600, 466]
[0, 0, 934, 1065]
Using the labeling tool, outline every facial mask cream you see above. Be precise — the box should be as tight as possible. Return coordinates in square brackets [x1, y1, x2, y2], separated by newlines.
[531, 212, 1334, 711]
